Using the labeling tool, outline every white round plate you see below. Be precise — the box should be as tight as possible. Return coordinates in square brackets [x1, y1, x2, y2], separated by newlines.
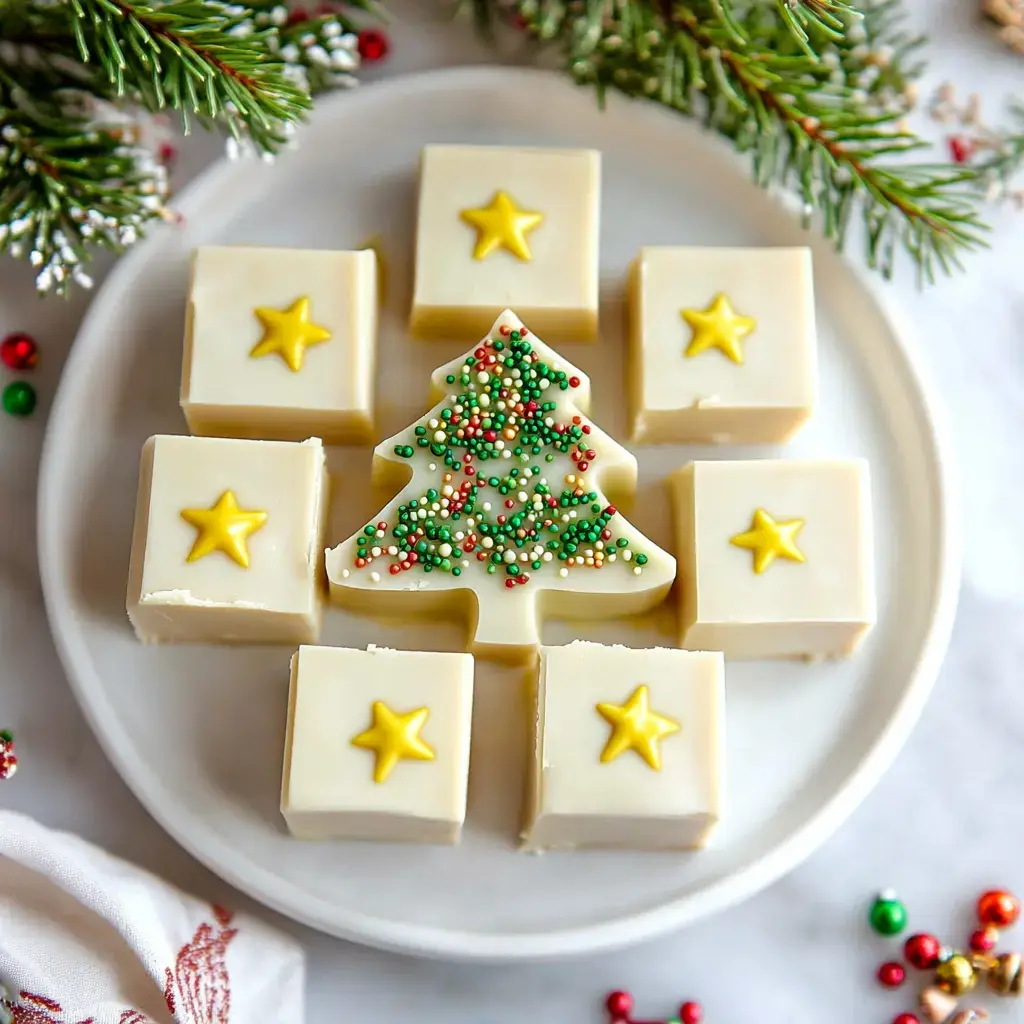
[39, 67, 960, 962]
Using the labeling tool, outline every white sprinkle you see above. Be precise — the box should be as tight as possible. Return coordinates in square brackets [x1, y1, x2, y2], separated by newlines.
[540, 378, 550, 389]
[429, 418, 439, 429]
[542, 552, 553, 562]
[517, 491, 528, 503]
[482, 537, 494, 549]
[503, 550, 517, 563]
[623, 550, 632, 561]
[428, 463, 437, 471]
[370, 571, 381, 583]
[371, 546, 382, 557]
[502, 451, 512, 459]
[633, 567, 643, 576]
[387, 545, 398, 556]
[477, 370, 489, 384]
[439, 543, 453, 557]
[433, 430, 446, 442]
[483, 502, 492, 512]
[559, 567, 569, 578]
[479, 393, 490, 408]
[341, 568, 350, 578]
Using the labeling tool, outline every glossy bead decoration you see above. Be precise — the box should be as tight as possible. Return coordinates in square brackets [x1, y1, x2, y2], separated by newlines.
[892, 1014, 920, 1024]
[987, 952, 1024, 996]
[2, 380, 36, 417]
[606, 992, 633, 1021]
[878, 962, 907, 988]
[357, 28, 390, 62]
[978, 889, 1020, 929]
[679, 1002, 702, 1024]
[870, 891, 909, 936]
[1, 332, 38, 370]
[970, 925, 999, 953]
[905, 933, 943, 970]
[935, 953, 978, 996]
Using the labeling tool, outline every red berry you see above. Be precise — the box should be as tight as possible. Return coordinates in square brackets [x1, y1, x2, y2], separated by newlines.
[892, 1015, 920, 1024]
[357, 28, 390, 62]
[904, 933, 942, 969]
[1, 332, 38, 371]
[877, 962, 906, 988]
[679, 1002, 702, 1024]
[970, 925, 999, 952]
[286, 5, 309, 24]
[949, 135, 974, 164]
[978, 889, 1020, 928]
[605, 992, 633, 1020]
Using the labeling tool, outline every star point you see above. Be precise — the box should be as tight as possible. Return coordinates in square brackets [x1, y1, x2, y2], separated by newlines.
[730, 508, 806, 574]
[180, 490, 268, 568]
[351, 701, 435, 783]
[681, 293, 757, 364]
[596, 684, 680, 771]
[459, 190, 544, 262]
[250, 296, 331, 372]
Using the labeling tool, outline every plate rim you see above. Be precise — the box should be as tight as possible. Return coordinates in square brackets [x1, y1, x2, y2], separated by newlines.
[37, 64, 963, 962]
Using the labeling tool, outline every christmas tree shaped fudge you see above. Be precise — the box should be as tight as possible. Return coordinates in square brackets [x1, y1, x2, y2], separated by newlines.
[325, 310, 676, 661]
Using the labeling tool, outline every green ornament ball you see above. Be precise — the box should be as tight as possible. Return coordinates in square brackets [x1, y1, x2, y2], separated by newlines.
[869, 892, 908, 936]
[2, 380, 36, 418]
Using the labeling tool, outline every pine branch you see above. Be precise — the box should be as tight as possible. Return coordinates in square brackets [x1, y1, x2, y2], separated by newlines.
[0, 63, 169, 294]
[65, 0, 311, 151]
[467, 0, 989, 281]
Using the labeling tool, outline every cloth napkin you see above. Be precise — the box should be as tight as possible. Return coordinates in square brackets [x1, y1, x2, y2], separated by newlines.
[0, 811, 304, 1024]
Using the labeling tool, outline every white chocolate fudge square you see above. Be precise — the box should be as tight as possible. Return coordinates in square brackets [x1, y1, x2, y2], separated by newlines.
[181, 245, 377, 444]
[629, 247, 817, 444]
[410, 146, 600, 342]
[522, 642, 724, 851]
[671, 459, 875, 659]
[126, 434, 327, 644]
[281, 644, 474, 843]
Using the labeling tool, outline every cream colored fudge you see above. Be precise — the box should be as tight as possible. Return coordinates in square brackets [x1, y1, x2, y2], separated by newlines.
[324, 309, 676, 663]
[629, 247, 816, 444]
[126, 434, 327, 644]
[521, 641, 724, 851]
[181, 245, 377, 443]
[281, 644, 474, 843]
[410, 145, 600, 342]
[671, 459, 875, 659]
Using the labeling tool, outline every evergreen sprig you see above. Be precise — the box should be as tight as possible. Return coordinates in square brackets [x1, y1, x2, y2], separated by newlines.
[467, 0, 989, 281]
[0, 0, 377, 291]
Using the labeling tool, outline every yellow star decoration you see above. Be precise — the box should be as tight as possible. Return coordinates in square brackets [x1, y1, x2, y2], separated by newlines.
[730, 508, 807, 574]
[459, 190, 544, 262]
[180, 490, 268, 568]
[250, 296, 331, 372]
[595, 685, 680, 772]
[351, 701, 436, 784]
[681, 293, 757, 365]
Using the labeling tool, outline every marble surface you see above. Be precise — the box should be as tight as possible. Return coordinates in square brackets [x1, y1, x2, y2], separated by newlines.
[2, 2, 1023, 1019]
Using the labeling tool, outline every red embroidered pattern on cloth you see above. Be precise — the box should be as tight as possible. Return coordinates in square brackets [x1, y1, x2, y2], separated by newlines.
[8, 905, 237, 1024]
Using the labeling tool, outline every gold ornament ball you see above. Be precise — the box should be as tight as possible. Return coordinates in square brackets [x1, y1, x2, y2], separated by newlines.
[988, 953, 1024, 996]
[936, 954, 978, 996]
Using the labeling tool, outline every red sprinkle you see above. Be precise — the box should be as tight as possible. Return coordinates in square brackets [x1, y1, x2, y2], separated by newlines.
[581, 424, 591, 434]
[877, 962, 906, 988]
[465, 466, 476, 476]
[605, 506, 617, 515]
[388, 564, 401, 575]
[505, 499, 515, 508]
[577, 461, 589, 472]
[505, 578, 516, 589]
[569, 376, 581, 388]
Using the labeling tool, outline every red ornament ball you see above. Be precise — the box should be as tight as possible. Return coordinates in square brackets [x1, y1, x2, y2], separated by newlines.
[357, 28, 390, 62]
[904, 933, 942, 970]
[1, 332, 38, 371]
[970, 924, 1000, 953]
[605, 991, 633, 1020]
[878, 962, 907, 988]
[892, 1015, 920, 1024]
[679, 1002, 702, 1024]
[978, 889, 1020, 928]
